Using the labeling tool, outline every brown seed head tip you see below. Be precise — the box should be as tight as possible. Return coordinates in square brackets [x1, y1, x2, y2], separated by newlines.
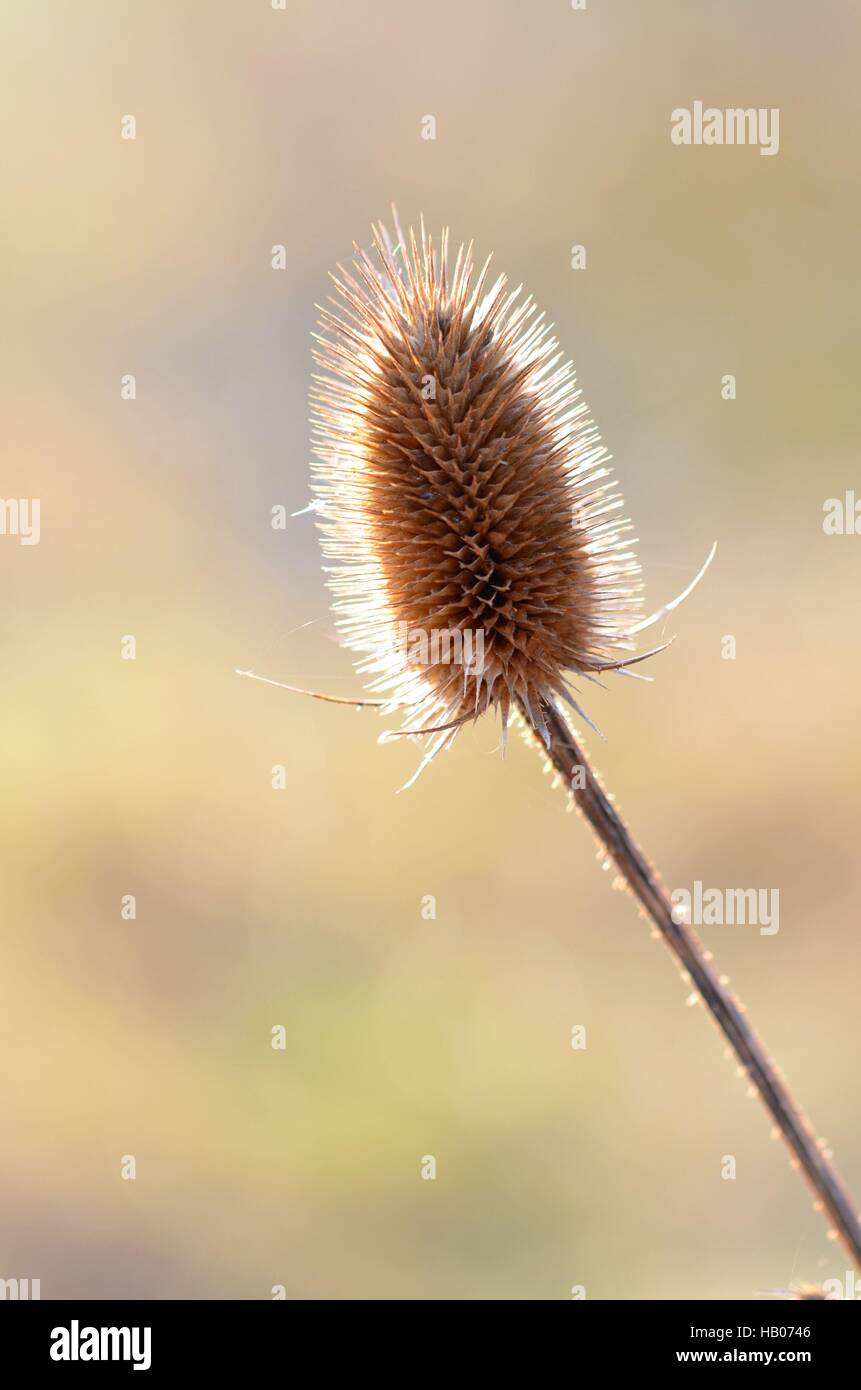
[310, 214, 645, 772]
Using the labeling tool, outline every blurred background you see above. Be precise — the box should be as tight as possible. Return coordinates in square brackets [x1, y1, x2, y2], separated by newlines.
[2, 0, 860, 1299]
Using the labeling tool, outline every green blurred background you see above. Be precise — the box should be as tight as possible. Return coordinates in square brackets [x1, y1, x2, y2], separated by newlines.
[3, 0, 860, 1299]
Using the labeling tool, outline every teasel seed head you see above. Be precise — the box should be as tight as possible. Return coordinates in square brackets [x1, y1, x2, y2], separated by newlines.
[310, 214, 646, 776]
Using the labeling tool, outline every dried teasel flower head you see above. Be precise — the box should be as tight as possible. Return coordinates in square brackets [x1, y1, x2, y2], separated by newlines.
[310, 213, 687, 781]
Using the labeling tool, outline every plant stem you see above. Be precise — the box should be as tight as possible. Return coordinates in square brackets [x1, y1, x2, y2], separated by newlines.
[520, 694, 861, 1273]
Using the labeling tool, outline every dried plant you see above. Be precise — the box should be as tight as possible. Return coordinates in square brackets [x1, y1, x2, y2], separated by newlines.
[242, 212, 861, 1277]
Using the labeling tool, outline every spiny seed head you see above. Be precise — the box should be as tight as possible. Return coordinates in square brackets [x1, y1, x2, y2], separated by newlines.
[310, 215, 643, 770]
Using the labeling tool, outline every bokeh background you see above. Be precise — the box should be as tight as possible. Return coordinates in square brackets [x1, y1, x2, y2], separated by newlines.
[3, 0, 860, 1300]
